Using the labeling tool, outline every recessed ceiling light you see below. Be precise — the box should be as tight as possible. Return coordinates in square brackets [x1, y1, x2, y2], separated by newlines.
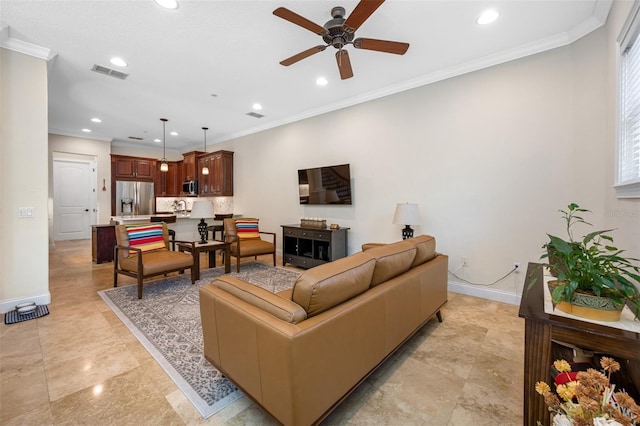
[91, 117, 102, 123]
[170, 131, 178, 136]
[154, 138, 161, 143]
[252, 103, 262, 111]
[154, 0, 179, 10]
[81, 128, 91, 133]
[477, 10, 499, 25]
[109, 57, 128, 67]
[316, 77, 328, 86]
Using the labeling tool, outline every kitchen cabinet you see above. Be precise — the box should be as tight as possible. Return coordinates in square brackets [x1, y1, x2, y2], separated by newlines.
[198, 150, 234, 196]
[155, 161, 180, 196]
[181, 151, 203, 182]
[112, 155, 155, 181]
[91, 224, 116, 263]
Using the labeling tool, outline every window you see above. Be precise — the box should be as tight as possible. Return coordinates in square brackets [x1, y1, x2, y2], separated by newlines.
[616, 1, 640, 198]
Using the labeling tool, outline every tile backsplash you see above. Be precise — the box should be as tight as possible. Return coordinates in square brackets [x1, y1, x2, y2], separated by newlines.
[156, 197, 233, 214]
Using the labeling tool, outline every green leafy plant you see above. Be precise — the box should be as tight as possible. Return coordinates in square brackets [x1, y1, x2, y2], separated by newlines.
[541, 203, 640, 319]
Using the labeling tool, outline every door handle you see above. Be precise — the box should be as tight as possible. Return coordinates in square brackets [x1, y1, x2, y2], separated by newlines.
[84, 209, 89, 212]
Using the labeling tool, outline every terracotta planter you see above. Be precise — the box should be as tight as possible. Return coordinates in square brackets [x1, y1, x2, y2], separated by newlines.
[548, 280, 624, 322]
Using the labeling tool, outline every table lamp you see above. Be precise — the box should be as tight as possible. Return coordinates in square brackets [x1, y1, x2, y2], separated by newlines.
[392, 203, 420, 240]
[190, 200, 215, 244]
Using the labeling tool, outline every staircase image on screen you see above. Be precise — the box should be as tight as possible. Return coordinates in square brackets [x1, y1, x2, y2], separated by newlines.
[298, 164, 352, 205]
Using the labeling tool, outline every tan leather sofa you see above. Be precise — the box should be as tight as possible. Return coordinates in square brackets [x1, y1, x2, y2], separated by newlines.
[199, 235, 448, 425]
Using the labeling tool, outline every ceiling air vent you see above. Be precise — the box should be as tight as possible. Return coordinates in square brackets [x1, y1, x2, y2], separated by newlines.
[246, 112, 264, 119]
[127, 136, 144, 141]
[91, 64, 129, 80]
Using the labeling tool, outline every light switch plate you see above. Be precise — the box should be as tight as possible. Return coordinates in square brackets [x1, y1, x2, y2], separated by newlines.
[18, 207, 34, 218]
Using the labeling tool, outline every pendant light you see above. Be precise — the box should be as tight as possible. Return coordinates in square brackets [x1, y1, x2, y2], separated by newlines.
[160, 118, 169, 172]
[201, 126, 209, 175]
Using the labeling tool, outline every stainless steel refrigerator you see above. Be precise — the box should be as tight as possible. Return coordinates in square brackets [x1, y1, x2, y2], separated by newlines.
[115, 181, 155, 216]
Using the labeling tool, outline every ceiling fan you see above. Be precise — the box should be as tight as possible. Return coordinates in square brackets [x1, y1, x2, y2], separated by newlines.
[273, 0, 409, 80]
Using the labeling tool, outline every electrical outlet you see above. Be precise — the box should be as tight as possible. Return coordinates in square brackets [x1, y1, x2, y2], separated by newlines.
[513, 262, 521, 273]
[461, 257, 469, 267]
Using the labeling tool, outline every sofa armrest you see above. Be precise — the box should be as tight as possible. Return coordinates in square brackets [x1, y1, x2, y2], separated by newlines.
[211, 276, 306, 324]
[361, 242, 386, 251]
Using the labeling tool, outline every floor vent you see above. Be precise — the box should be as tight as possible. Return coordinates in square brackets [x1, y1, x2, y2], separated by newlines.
[246, 112, 264, 119]
[127, 136, 144, 141]
[91, 64, 129, 80]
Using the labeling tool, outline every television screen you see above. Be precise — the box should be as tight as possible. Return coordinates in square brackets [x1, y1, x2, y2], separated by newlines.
[298, 164, 352, 205]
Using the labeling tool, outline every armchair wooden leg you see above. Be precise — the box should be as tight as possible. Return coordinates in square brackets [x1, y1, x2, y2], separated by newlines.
[114, 271, 118, 288]
[272, 251, 276, 267]
[237, 257, 241, 273]
[138, 276, 144, 299]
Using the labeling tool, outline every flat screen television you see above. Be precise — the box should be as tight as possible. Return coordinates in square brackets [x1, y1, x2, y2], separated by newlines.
[298, 164, 352, 205]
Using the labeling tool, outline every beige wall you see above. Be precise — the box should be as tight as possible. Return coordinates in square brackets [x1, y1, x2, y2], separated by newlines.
[110, 144, 182, 161]
[0, 48, 50, 312]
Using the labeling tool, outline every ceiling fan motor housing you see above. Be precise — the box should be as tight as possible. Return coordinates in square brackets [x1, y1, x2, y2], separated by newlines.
[323, 6, 354, 48]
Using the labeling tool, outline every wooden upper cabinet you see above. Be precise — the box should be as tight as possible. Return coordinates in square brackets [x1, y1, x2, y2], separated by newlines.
[155, 161, 179, 196]
[181, 151, 203, 182]
[112, 155, 156, 181]
[198, 150, 233, 196]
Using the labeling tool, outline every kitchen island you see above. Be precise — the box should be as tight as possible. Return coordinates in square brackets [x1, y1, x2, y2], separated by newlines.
[110, 214, 224, 242]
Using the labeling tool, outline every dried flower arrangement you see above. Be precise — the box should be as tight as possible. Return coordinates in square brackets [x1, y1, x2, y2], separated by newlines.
[535, 357, 640, 425]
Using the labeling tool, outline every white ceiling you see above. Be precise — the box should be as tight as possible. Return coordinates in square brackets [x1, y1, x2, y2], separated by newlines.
[1, 0, 611, 152]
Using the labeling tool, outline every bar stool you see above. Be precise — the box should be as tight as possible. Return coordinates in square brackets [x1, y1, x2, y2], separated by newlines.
[208, 214, 233, 241]
[150, 216, 177, 250]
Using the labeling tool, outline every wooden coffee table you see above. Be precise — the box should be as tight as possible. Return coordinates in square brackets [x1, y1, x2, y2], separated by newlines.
[177, 241, 230, 280]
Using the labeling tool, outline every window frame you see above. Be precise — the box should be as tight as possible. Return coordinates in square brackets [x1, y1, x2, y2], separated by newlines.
[615, 0, 640, 198]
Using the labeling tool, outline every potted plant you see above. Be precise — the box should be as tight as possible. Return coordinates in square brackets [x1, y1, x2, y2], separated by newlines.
[541, 203, 640, 321]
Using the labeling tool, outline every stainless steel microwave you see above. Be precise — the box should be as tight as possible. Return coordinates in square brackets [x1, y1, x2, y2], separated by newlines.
[183, 180, 198, 195]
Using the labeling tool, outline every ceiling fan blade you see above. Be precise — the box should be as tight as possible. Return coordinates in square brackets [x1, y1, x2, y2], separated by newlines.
[342, 0, 385, 33]
[336, 50, 354, 80]
[273, 7, 328, 36]
[280, 45, 327, 66]
[353, 38, 409, 55]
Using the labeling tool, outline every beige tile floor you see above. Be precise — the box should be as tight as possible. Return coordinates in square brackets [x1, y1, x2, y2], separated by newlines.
[0, 239, 524, 425]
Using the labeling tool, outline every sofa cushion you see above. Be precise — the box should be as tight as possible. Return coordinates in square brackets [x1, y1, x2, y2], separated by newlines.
[364, 240, 417, 287]
[292, 252, 375, 317]
[404, 235, 437, 267]
[125, 223, 166, 256]
[235, 218, 260, 240]
[213, 276, 307, 324]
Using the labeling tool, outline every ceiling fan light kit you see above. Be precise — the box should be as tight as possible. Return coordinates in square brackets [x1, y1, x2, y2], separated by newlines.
[273, 0, 409, 80]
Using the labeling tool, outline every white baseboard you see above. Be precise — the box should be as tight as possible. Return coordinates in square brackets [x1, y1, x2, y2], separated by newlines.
[448, 280, 522, 306]
[1, 292, 51, 314]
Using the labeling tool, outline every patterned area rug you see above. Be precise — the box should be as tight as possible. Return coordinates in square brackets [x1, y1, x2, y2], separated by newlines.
[98, 262, 300, 418]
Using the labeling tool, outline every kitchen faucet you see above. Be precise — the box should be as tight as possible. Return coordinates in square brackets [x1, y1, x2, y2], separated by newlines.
[174, 199, 187, 214]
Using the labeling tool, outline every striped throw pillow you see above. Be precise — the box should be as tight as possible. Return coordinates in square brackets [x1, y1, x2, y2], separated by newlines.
[235, 219, 260, 240]
[125, 224, 166, 256]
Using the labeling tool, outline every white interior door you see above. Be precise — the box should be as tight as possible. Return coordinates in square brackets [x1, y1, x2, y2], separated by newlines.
[53, 160, 92, 240]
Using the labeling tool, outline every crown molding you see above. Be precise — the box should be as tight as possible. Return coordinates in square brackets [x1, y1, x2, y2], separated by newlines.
[0, 22, 57, 61]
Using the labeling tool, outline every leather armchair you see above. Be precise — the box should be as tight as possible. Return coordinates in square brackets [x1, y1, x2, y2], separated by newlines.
[223, 218, 276, 272]
[113, 222, 195, 299]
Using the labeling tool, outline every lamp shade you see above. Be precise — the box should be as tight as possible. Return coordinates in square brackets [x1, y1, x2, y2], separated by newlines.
[392, 203, 420, 225]
[190, 200, 215, 219]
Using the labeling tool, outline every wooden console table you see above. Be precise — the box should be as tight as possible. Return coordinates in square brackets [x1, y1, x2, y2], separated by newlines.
[518, 263, 640, 425]
[281, 224, 349, 268]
